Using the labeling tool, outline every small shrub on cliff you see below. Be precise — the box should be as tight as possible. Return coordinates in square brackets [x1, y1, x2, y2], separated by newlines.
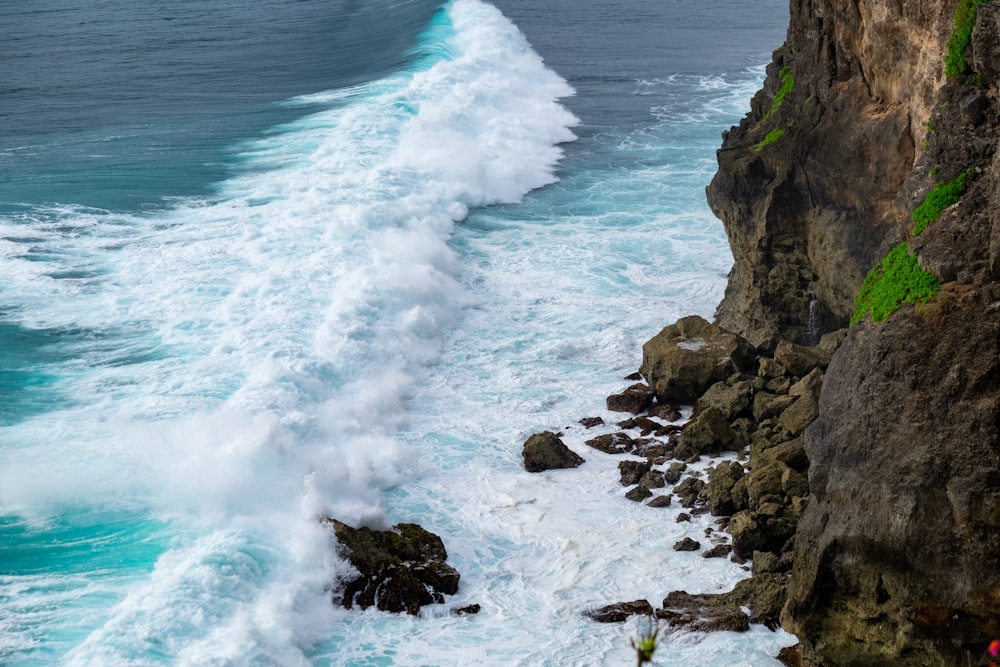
[630, 616, 660, 666]
[945, 0, 990, 78]
[753, 129, 785, 153]
[851, 242, 941, 325]
[912, 170, 969, 234]
[762, 66, 794, 122]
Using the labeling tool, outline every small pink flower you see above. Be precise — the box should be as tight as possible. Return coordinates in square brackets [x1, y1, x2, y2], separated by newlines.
[990, 639, 1000, 658]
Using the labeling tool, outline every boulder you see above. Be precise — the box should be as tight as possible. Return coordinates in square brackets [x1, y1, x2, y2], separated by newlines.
[674, 477, 706, 508]
[705, 460, 745, 516]
[625, 485, 653, 502]
[640, 315, 755, 403]
[729, 510, 768, 559]
[674, 407, 738, 459]
[703, 544, 734, 559]
[606, 383, 656, 414]
[773, 340, 831, 378]
[325, 520, 461, 615]
[664, 462, 687, 484]
[649, 403, 682, 421]
[695, 377, 753, 420]
[647, 495, 673, 508]
[673, 537, 702, 551]
[638, 469, 666, 489]
[618, 460, 652, 486]
[658, 591, 750, 633]
[522, 432, 585, 472]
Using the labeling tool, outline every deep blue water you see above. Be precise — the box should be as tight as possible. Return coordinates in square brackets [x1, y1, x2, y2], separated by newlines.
[0, 1, 789, 664]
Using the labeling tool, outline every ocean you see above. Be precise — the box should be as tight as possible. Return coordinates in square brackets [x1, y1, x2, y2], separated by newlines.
[0, 0, 791, 664]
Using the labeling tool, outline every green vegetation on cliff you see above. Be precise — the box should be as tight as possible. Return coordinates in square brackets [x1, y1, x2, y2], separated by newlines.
[912, 170, 969, 234]
[753, 128, 784, 153]
[763, 66, 794, 121]
[945, 0, 990, 77]
[851, 242, 941, 325]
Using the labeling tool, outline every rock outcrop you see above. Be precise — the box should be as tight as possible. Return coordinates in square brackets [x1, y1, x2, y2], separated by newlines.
[522, 431, 585, 472]
[706, 0, 1000, 663]
[324, 519, 461, 615]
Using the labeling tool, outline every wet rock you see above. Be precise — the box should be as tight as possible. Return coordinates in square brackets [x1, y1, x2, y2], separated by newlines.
[451, 604, 481, 616]
[729, 510, 768, 559]
[522, 432, 585, 472]
[674, 407, 738, 459]
[640, 315, 755, 404]
[606, 383, 656, 414]
[325, 519, 461, 615]
[776, 644, 804, 667]
[618, 460, 652, 486]
[625, 485, 653, 502]
[664, 462, 687, 484]
[647, 495, 673, 508]
[676, 512, 692, 523]
[585, 599, 655, 623]
[638, 469, 666, 489]
[674, 477, 706, 508]
[673, 537, 701, 551]
[649, 403, 682, 422]
[658, 591, 750, 632]
[584, 431, 635, 454]
[703, 544, 733, 559]
[578, 417, 604, 429]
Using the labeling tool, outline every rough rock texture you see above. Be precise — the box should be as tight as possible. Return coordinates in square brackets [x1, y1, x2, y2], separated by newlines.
[522, 431, 585, 472]
[706, 0, 1000, 663]
[706, 0, 954, 349]
[325, 520, 461, 615]
[640, 315, 755, 403]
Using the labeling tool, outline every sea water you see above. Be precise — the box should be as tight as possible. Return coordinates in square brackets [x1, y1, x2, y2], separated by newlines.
[0, 0, 791, 664]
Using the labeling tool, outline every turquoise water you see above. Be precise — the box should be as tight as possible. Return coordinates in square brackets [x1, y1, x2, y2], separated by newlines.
[1, 0, 790, 663]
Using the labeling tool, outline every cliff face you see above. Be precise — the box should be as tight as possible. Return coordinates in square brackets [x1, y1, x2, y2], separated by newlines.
[707, 0, 1000, 664]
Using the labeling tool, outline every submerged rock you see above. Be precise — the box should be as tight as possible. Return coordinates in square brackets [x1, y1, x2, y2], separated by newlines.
[325, 519, 461, 615]
[585, 599, 655, 623]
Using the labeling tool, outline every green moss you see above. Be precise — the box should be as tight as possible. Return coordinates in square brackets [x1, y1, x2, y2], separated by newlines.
[851, 242, 941, 325]
[753, 128, 785, 153]
[763, 66, 794, 122]
[945, 0, 990, 78]
[911, 170, 969, 235]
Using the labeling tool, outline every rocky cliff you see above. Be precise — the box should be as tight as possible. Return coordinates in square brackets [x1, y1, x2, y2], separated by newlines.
[707, 0, 1000, 664]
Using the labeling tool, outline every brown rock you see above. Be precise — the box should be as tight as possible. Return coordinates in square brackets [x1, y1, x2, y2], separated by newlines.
[618, 460, 652, 486]
[673, 537, 701, 552]
[585, 600, 655, 623]
[705, 460, 745, 516]
[522, 432, 585, 472]
[606, 383, 656, 414]
[640, 315, 755, 403]
[584, 432, 635, 454]
[647, 495, 673, 508]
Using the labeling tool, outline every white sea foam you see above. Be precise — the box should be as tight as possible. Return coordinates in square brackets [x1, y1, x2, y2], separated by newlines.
[0, 2, 798, 664]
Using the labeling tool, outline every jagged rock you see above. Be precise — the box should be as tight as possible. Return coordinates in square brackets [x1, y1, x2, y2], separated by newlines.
[703, 544, 733, 559]
[635, 440, 672, 460]
[776, 645, 804, 667]
[639, 315, 755, 403]
[729, 510, 768, 560]
[451, 604, 481, 616]
[658, 591, 750, 633]
[618, 460, 652, 486]
[788, 367, 824, 400]
[585, 600, 655, 623]
[649, 403, 682, 421]
[606, 383, 656, 414]
[638, 470, 666, 489]
[625, 485, 652, 502]
[676, 512, 691, 523]
[584, 431, 635, 454]
[695, 376, 752, 421]
[647, 494, 673, 508]
[758, 436, 809, 472]
[752, 550, 793, 575]
[705, 460, 745, 516]
[522, 432, 585, 472]
[673, 477, 706, 508]
[776, 394, 819, 437]
[746, 462, 785, 507]
[664, 462, 687, 484]
[773, 340, 831, 378]
[753, 392, 796, 422]
[578, 416, 604, 428]
[673, 537, 701, 552]
[674, 407, 738, 459]
[758, 358, 788, 379]
[325, 520, 461, 615]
